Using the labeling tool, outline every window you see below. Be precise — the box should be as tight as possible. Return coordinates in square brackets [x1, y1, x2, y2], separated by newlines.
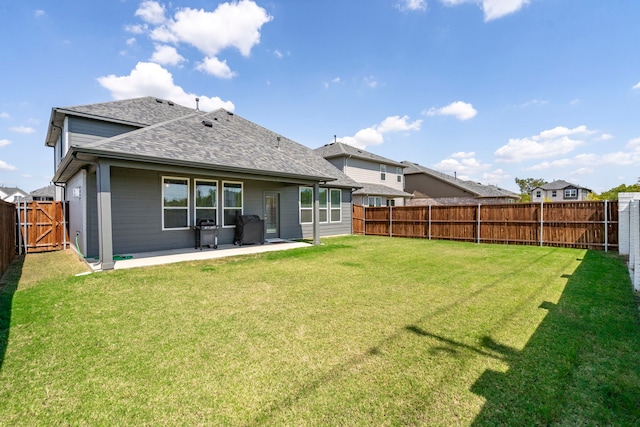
[195, 180, 217, 224]
[223, 182, 243, 227]
[535, 190, 541, 198]
[163, 177, 189, 229]
[330, 189, 341, 222]
[564, 188, 577, 199]
[552, 190, 557, 198]
[396, 167, 403, 183]
[319, 188, 328, 223]
[299, 187, 313, 224]
[368, 196, 382, 207]
[380, 164, 386, 181]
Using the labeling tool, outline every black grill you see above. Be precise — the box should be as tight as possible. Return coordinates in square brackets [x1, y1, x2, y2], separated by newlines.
[195, 218, 219, 250]
[233, 214, 264, 246]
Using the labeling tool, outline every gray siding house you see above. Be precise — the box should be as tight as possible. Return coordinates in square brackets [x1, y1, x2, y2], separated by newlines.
[402, 161, 519, 205]
[45, 97, 359, 270]
[531, 180, 592, 202]
[314, 142, 412, 206]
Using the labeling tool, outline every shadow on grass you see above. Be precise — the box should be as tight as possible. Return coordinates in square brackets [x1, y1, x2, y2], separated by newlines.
[0, 255, 24, 371]
[470, 250, 640, 425]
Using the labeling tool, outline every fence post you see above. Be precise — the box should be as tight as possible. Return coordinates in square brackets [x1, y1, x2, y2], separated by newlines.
[540, 201, 544, 247]
[477, 203, 481, 244]
[389, 205, 393, 237]
[604, 200, 608, 252]
[428, 204, 431, 240]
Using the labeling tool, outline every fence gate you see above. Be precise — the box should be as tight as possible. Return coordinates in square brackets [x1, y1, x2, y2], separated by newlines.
[17, 201, 68, 253]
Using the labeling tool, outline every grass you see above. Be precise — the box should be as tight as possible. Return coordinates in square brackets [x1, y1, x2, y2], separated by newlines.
[0, 236, 639, 426]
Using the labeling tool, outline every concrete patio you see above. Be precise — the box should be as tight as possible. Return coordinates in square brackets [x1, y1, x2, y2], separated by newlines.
[84, 239, 311, 272]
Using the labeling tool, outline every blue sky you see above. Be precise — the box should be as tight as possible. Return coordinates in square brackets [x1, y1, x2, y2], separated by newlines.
[1, 0, 639, 194]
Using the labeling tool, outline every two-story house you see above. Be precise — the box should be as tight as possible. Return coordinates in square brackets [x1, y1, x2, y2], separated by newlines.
[314, 142, 412, 207]
[0, 186, 28, 203]
[531, 180, 592, 202]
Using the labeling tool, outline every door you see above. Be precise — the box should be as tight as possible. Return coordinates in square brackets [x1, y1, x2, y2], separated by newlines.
[264, 192, 280, 240]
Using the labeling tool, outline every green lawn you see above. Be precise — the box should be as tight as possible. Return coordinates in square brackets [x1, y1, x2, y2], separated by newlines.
[1, 236, 639, 426]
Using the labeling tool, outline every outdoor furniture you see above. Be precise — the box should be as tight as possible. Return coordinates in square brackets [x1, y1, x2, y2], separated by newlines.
[194, 218, 219, 250]
[234, 214, 264, 246]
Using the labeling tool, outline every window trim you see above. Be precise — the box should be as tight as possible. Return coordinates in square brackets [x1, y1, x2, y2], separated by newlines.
[564, 188, 578, 199]
[368, 196, 383, 207]
[380, 164, 386, 181]
[162, 176, 190, 231]
[194, 179, 218, 225]
[299, 186, 313, 224]
[330, 188, 342, 223]
[396, 167, 403, 183]
[222, 181, 243, 228]
[319, 187, 328, 224]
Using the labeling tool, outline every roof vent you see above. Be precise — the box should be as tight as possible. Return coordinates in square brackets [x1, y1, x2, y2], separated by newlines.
[155, 98, 163, 103]
[227, 111, 234, 116]
[167, 101, 174, 106]
[202, 120, 213, 128]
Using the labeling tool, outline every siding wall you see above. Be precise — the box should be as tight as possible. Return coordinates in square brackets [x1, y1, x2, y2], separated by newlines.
[67, 117, 138, 146]
[345, 158, 403, 190]
[82, 166, 352, 256]
[65, 170, 87, 256]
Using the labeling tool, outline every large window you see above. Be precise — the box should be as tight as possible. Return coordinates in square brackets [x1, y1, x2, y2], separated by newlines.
[223, 182, 243, 227]
[380, 164, 386, 181]
[300, 187, 313, 224]
[195, 180, 217, 224]
[163, 177, 189, 229]
[368, 196, 382, 207]
[330, 189, 341, 222]
[319, 188, 328, 223]
[564, 188, 577, 199]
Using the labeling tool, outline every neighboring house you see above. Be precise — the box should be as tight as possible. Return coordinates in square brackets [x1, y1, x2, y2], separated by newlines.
[45, 96, 360, 270]
[0, 186, 28, 202]
[531, 180, 592, 202]
[401, 161, 519, 205]
[314, 142, 412, 207]
[30, 184, 56, 201]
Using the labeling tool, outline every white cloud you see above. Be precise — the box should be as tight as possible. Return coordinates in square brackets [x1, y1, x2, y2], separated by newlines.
[599, 133, 614, 141]
[451, 151, 475, 159]
[126, 37, 137, 46]
[125, 24, 147, 34]
[482, 168, 510, 184]
[135, 1, 271, 79]
[336, 115, 422, 149]
[440, 0, 530, 21]
[0, 112, 9, 119]
[34, 9, 46, 18]
[0, 139, 11, 147]
[0, 160, 17, 171]
[396, 0, 428, 12]
[495, 125, 592, 163]
[519, 99, 548, 108]
[274, 49, 283, 58]
[433, 154, 491, 178]
[9, 125, 36, 134]
[150, 44, 186, 66]
[135, 1, 167, 25]
[97, 62, 235, 112]
[633, 82, 640, 90]
[364, 76, 379, 89]
[376, 115, 423, 133]
[425, 101, 477, 120]
[195, 57, 236, 79]
[150, 1, 271, 57]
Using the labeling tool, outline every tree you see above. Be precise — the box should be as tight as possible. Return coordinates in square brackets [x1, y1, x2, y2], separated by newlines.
[515, 177, 548, 195]
[595, 183, 640, 200]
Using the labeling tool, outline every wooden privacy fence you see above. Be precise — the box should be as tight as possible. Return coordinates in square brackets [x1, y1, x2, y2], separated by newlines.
[0, 199, 16, 278]
[16, 201, 69, 254]
[353, 201, 618, 251]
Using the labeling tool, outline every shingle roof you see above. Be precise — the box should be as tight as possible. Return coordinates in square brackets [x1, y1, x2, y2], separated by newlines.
[58, 107, 360, 188]
[58, 96, 195, 126]
[314, 142, 405, 168]
[402, 161, 518, 199]
[352, 183, 412, 198]
[30, 184, 55, 198]
[538, 180, 591, 191]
